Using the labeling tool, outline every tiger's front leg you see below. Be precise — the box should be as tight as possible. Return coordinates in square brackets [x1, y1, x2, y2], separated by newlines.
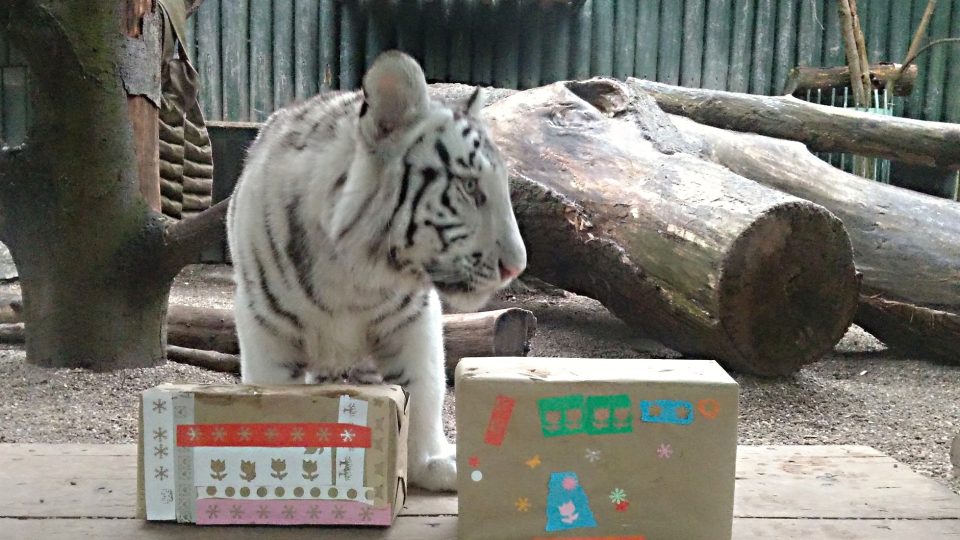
[373, 290, 456, 492]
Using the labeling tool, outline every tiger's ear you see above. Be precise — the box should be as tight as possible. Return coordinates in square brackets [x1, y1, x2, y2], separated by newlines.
[464, 87, 484, 118]
[359, 51, 429, 144]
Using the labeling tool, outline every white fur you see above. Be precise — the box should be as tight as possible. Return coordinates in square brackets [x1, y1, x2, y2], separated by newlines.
[226, 51, 526, 491]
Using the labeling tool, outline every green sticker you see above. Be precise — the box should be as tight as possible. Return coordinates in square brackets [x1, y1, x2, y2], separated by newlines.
[585, 394, 633, 435]
[538, 395, 586, 437]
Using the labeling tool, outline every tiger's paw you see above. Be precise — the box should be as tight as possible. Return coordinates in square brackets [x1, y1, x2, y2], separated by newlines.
[409, 447, 458, 492]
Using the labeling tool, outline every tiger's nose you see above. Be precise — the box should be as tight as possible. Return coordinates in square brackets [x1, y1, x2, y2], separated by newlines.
[498, 261, 522, 281]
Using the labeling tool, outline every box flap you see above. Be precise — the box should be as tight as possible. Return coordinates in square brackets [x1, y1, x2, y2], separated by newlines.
[456, 357, 737, 386]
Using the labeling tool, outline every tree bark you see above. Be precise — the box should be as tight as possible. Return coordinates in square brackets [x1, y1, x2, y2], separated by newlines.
[628, 78, 960, 170]
[483, 80, 860, 376]
[0, 1, 224, 369]
[442, 308, 537, 376]
[672, 115, 960, 363]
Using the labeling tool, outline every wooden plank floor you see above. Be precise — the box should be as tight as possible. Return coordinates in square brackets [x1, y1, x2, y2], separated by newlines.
[1, 444, 958, 539]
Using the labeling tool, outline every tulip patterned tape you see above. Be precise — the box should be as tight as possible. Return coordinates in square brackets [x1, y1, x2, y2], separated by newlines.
[538, 394, 721, 437]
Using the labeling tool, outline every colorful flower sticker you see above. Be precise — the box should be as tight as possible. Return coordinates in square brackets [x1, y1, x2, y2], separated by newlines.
[657, 443, 673, 459]
[516, 497, 531, 512]
[469, 455, 480, 468]
[584, 448, 601, 463]
[526, 455, 542, 469]
[697, 398, 721, 420]
[609, 488, 627, 504]
[615, 500, 630, 512]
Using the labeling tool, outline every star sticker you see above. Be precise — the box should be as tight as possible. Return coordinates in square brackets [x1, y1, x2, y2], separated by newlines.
[290, 427, 305, 441]
[256, 505, 270, 519]
[307, 505, 322, 520]
[359, 507, 374, 521]
[585, 449, 601, 463]
[525, 455, 541, 469]
[152, 427, 167, 442]
[282, 505, 296, 519]
[657, 443, 673, 459]
[341, 429, 355, 442]
[515, 497, 530, 512]
[151, 399, 167, 413]
[211, 427, 226, 441]
[154, 466, 169, 480]
[332, 505, 346, 520]
[153, 444, 168, 458]
[206, 504, 220, 519]
[230, 505, 244, 519]
[468, 455, 480, 468]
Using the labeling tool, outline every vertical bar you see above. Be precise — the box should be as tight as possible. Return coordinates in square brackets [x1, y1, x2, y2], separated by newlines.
[273, 0, 294, 108]
[635, 0, 660, 80]
[339, 0, 364, 90]
[681, 0, 706, 87]
[658, 0, 683, 85]
[295, 0, 319, 98]
[493, 0, 521, 88]
[727, 0, 755, 92]
[773, 0, 798, 95]
[613, 0, 637, 80]
[863, 0, 891, 63]
[2, 67, 27, 146]
[196, 0, 221, 120]
[422, 0, 449, 83]
[397, 0, 425, 65]
[184, 10, 198, 62]
[518, 3, 543, 88]
[0, 34, 7, 140]
[448, 0, 472, 83]
[821, 0, 843, 67]
[366, 1, 396, 69]
[221, 0, 250, 121]
[591, 0, 614, 76]
[887, 0, 914, 64]
[319, 0, 338, 91]
[751, 0, 776, 94]
[249, 0, 272, 121]
[702, 0, 732, 89]
[569, 0, 593, 80]
[470, 0, 495, 84]
[923, 0, 952, 121]
[797, 0, 824, 68]
[945, 0, 960, 123]
[542, 3, 571, 83]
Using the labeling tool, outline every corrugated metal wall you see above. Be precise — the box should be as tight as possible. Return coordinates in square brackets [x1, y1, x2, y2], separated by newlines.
[2, 0, 960, 143]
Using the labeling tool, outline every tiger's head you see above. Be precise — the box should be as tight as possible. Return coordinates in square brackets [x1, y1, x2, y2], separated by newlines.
[349, 51, 527, 311]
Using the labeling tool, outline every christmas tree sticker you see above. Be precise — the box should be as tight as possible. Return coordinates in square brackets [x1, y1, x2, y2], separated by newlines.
[545, 472, 597, 532]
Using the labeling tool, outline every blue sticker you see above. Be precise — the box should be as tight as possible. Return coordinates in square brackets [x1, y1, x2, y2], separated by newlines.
[544, 472, 597, 532]
[639, 400, 694, 425]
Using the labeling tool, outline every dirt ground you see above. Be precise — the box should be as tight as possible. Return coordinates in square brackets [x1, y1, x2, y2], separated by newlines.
[0, 264, 957, 495]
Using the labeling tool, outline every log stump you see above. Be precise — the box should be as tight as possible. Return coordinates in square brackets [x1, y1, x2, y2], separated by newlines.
[483, 79, 860, 376]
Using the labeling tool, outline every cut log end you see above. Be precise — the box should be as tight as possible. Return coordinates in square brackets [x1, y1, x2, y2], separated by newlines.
[719, 202, 860, 376]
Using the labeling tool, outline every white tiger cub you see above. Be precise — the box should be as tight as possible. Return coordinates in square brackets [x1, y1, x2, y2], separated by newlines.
[226, 51, 526, 491]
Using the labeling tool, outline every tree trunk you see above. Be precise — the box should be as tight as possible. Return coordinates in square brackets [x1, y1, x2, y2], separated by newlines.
[672, 115, 960, 362]
[0, 1, 221, 369]
[628, 78, 960, 170]
[483, 80, 860, 376]
[442, 308, 537, 376]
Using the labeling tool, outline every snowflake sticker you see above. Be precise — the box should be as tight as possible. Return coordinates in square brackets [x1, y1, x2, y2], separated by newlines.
[515, 497, 531, 512]
[359, 507, 374, 521]
[154, 466, 169, 480]
[152, 427, 167, 442]
[584, 448, 601, 463]
[205, 504, 220, 519]
[151, 399, 167, 413]
[230, 505, 244, 519]
[608, 488, 627, 504]
[657, 443, 673, 459]
[341, 429, 356, 443]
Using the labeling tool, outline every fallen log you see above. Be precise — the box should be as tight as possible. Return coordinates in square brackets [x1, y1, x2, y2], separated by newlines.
[671, 114, 960, 363]
[782, 62, 918, 97]
[628, 78, 960, 170]
[483, 79, 860, 376]
[0, 297, 537, 370]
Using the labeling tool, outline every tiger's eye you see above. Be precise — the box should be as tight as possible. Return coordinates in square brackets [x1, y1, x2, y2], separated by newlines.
[464, 178, 478, 192]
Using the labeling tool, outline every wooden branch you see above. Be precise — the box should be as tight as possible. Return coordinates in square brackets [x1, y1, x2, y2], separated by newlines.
[0, 323, 24, 343]
[166, 345, 239, 373]
[782, 63, 918, 97]
[837, 0, 869, 106]
[902, 0, 938, 73]
[628, 78, 960, 170]
[902, 38, 960, 74]
[160, 197, 230, 276]
[442, 308, 537, 376]
[855, 296, 960, 363]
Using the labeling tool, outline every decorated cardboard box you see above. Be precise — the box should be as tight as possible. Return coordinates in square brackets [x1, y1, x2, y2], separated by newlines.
[456, 358, 738, 540]
[137, 383, 408, 526]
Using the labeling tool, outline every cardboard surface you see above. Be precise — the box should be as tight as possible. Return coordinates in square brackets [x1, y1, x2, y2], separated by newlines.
[456, 358, 739, 540]
[137, 383, 408, 526]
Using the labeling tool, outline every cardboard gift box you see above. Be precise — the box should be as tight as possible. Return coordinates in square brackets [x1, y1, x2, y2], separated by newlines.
[137, 383, 408, 526]
[456, 358, 739, 540]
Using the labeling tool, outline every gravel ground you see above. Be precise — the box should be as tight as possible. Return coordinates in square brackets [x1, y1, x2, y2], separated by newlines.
[0, 264, 957, 495]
